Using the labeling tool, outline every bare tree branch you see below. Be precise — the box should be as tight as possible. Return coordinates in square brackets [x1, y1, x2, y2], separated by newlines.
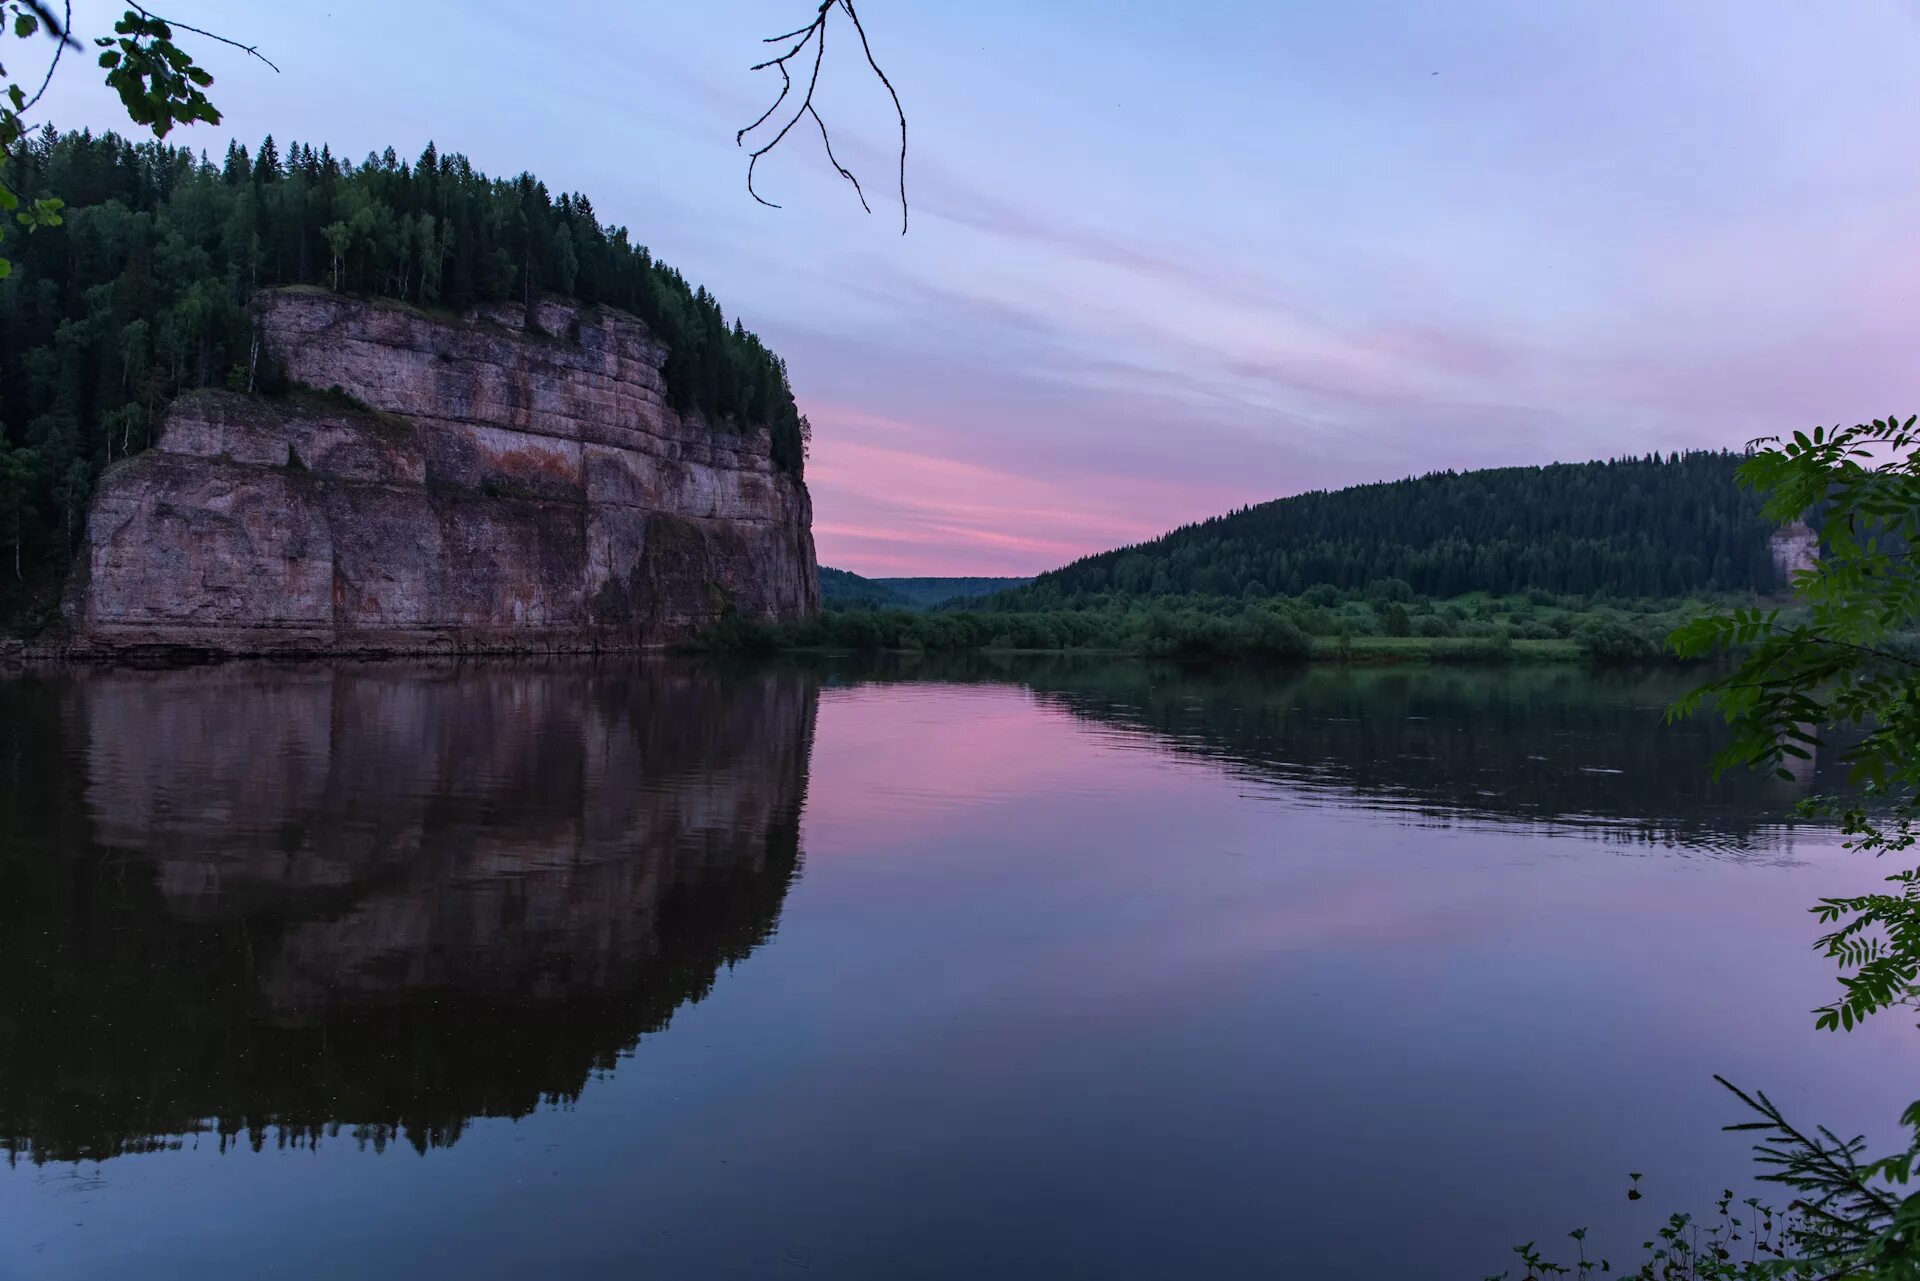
[740, 3, 828, 212]
[127, 3, 281, 73]
[737, 0, 907, 233]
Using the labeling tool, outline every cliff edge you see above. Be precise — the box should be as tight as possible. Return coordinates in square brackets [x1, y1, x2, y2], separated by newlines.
[1769, 520, 1818, 583]
[62, 289, 819, 655]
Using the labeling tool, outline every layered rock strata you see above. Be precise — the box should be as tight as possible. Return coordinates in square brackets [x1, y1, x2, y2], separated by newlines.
[65, 289, 819, 654]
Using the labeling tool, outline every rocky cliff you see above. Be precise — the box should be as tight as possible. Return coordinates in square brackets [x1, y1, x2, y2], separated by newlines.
[64, 289, 819, 654]
[1769, 520, 1819, 582]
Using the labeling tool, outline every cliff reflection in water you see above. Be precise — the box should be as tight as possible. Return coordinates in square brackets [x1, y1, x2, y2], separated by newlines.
[0, 660, 817, 1165]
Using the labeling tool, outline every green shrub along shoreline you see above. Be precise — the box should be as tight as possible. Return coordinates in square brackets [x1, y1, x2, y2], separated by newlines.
[702, 588, 1749, 663]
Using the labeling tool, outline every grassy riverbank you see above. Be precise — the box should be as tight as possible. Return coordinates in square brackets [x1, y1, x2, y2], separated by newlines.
[1308, 635, 1584, 662]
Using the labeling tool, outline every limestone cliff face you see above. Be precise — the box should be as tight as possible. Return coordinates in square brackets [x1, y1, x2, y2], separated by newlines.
[65, 288, 819, 654]
[1769, 520, 1819, 583]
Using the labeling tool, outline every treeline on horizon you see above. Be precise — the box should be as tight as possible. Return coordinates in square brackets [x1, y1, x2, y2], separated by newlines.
[0, 126, 809, 627]
[992, 452, 1782, 609]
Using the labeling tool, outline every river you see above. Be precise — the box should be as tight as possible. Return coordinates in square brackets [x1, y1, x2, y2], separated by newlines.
[0, 657, 1907, 1279]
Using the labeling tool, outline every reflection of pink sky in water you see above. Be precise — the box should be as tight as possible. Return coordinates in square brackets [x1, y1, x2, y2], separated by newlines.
[798, 681, 1909, 1099]
[784, 679, 1913, 1278]
[803, 685, 1137, 840]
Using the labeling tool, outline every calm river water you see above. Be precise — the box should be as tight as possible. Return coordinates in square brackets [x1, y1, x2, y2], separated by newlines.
[0, 657, 1910, 1279]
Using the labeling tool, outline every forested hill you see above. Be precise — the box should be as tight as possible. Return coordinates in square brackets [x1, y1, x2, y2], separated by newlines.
[819, 567, 909, 608]
[998, 452, 1780, 609]
[0, 127, 809, 626]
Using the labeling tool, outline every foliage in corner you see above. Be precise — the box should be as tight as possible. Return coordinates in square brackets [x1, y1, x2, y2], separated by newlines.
[92, 9, 224, 139]
[1495, 419, 1920, 1279]
[2, 3, 252, 279]
[1672, 417, 1920, 1030]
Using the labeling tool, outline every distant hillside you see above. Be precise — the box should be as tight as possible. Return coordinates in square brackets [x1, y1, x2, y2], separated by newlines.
[819, 567, 910, 608]
[819, 569, 1032, 611]
[997, 452, 1779, 608]
[881, 577, 1032, 608]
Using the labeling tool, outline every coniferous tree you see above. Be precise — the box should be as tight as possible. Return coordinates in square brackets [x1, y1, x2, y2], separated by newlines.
[251, 134, 279, 183]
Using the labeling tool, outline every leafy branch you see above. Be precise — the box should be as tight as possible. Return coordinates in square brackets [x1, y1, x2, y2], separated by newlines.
[1502, 417, 1920, 1277]
[0, 2, 275, 277]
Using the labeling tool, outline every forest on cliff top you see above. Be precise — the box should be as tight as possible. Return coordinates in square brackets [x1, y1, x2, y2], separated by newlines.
[0, 127, 810, 629]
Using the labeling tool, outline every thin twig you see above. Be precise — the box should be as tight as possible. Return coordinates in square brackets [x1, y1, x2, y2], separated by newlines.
[839, 0, 906, 234]
[736, 59, 792, 143]
[807, 104, 867, 212]
[20, 0, 71, 113]
[762, 12, 828, 47]
[128, 3, 280, 73]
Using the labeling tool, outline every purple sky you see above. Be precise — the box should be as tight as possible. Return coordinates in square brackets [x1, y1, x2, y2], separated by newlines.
[35, 1, 1920, 575]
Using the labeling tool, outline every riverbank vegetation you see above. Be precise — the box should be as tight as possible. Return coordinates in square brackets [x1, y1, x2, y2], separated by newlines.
[708, 588, 1725, 663]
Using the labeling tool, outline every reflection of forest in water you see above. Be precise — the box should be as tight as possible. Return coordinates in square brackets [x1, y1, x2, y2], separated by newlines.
[818, 655, 1829, 849]
[0, 655, 1822, 1168]
[0, 661, 817, 1164]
